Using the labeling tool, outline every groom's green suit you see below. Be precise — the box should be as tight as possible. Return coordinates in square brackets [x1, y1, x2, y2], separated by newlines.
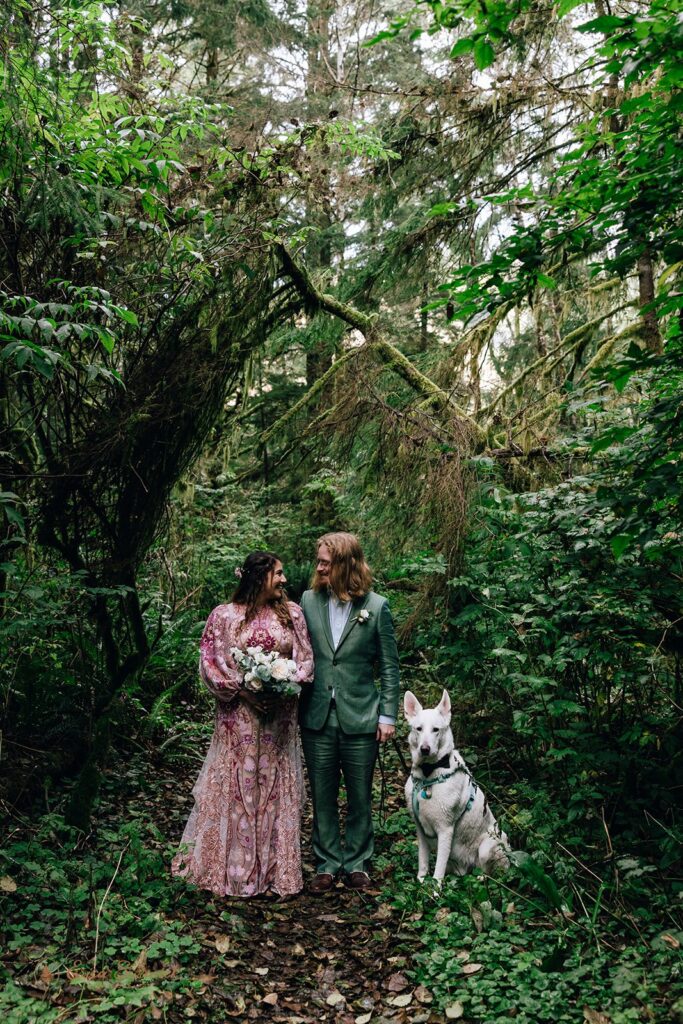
[299, 588, 400, 876]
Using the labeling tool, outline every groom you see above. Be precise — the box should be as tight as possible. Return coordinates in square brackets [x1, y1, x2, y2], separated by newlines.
[299, 532, 400, 892]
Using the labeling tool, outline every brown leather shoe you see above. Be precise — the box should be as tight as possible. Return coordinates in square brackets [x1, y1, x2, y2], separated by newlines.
[344, 871, 372, 891]
[309, 873, 335, 894]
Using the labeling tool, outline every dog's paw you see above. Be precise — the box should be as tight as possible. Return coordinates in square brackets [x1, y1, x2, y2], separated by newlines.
[417, 874, 428, 883]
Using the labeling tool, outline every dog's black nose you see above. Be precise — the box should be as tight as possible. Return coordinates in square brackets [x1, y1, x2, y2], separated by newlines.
[420, 745, 431, 756]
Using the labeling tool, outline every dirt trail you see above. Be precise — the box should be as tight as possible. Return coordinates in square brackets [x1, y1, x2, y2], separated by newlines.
[155, 740, 439, 1024]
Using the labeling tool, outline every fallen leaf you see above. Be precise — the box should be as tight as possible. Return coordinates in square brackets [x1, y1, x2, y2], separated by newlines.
[262, 993, 278, 1006]
[131, 948, 148, 975]
[414, 985, 433, 1004]
[470, 907, 484, 933]
[386, 972, 409, 992]
[463, 962, 483, 975]
[0, 876, 17, 893]
[445, 1002, 464, 1019]
[39, 967, 53, 984]
[355, 1014, 373, 1024]
[661, 934, 681, 949]
[456, 950, 470, 962]
[374, 905, 393, 920]
[583, 1010, 611, 1024]
[387, 993, 413, 1007]
[214, 934, 231, 954]
[292, 944, 306, 956]
[327, 991, 345, 1006]
[254, 967, 269, 976]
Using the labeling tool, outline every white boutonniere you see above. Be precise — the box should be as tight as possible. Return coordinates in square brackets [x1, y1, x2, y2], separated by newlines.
[356, 609, 371, 624]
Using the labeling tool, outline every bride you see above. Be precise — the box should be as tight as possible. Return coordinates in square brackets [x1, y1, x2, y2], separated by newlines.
[172, 551, 314, 898]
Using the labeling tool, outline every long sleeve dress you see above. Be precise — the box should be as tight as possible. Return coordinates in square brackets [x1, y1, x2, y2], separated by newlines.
[171, 601, 314, 897]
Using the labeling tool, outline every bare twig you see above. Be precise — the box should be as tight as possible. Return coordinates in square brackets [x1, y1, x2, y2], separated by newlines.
[93, 841, 130, 972]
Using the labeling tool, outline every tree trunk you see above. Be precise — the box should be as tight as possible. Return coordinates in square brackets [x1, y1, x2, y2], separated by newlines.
[305, 1, 336, 388]
[637, 248, 662, 354]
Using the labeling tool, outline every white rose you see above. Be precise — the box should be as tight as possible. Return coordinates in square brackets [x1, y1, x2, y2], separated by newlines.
[270, 658, 290, 681]
[246, 646, 262, 658]
[286, 659, 298, 680]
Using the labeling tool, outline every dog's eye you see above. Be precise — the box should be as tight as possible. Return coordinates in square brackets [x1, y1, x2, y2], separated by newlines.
[432, 726, 439, 732]
[415, 726, 422, 732]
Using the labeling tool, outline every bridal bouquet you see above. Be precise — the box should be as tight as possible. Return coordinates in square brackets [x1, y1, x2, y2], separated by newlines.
[231, 645, 301, 698]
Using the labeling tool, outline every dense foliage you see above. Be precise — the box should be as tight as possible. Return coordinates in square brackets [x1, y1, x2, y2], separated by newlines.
[1, 0, 681, 1021]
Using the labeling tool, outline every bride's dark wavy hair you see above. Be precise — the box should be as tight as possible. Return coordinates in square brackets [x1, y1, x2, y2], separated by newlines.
[232, 550, 291, 625]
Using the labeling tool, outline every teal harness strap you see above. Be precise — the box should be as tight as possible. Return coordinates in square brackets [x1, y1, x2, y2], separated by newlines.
[411, 765, 478, 825]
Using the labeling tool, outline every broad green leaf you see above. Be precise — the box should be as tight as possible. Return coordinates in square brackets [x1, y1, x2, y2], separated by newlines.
[511, 852, 564, 910]
[111, 305, 139, 326]
[578, 15, 631, 33]
[555, 0, 586, 16]
[450, 38, 475, 59]
[473, 38, 495, 70]
[610, 534, 633, 559]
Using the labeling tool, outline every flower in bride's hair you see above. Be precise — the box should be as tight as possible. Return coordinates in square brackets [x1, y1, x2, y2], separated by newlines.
[234, 566, 243, 579]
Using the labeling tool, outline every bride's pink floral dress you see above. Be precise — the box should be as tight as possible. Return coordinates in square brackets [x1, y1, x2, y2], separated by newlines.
[171, 601, 314, 897]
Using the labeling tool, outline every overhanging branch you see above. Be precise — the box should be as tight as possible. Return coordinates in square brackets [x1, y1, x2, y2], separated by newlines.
[274, 243, 486, 445]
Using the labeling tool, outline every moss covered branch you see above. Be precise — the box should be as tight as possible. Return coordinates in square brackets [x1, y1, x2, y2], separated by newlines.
[275, 243, 486, 445]
[259, 348, 359, 445]
[480, 301, 636, 420]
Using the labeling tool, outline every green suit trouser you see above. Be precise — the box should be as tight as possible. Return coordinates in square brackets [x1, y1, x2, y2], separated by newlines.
[301, 707, 378, 875]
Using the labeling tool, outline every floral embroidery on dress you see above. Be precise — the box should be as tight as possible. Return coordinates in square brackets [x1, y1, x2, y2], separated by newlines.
[245, 624, 277, 651]
[171, 601, 314, 898]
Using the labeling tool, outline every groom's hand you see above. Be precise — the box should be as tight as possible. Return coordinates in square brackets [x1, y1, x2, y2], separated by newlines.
[376, 723, 395, 743]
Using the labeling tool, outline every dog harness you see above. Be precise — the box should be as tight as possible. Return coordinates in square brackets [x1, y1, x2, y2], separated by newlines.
[411, 764, 478, 825]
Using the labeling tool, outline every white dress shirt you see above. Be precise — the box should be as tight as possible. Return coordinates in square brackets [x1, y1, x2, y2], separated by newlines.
[329, 594, 353, 648]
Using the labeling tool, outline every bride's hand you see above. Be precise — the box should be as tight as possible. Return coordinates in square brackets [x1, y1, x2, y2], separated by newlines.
[240, 689, 279, 715]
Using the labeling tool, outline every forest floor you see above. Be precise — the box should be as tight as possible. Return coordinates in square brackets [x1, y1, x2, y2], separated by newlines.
[2, 720, 440, 1024]
[102, 732, 429, 1024]
[2, 713, 681, 1024]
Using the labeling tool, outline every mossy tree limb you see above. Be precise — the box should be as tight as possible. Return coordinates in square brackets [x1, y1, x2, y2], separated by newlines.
[480, 301, 637, 420]
[274, 243, 486, 446]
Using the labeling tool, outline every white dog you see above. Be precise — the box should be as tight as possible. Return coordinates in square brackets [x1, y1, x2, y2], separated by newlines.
[404, 689, 510, 881]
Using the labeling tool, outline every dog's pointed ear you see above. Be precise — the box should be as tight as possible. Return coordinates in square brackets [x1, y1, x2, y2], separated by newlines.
[437, 689, 451, 719]
[404, 691, 422, 720]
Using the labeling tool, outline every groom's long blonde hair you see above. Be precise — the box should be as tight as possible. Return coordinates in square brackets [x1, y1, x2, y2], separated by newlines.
[311, 532, 372, 601]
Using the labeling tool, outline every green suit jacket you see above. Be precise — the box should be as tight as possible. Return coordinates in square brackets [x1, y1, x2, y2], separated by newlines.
[299, 589, 400, 734]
